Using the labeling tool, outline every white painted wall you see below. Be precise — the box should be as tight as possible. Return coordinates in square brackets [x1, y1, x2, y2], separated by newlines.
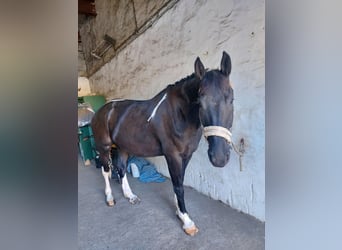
[89, 0, 264, 221]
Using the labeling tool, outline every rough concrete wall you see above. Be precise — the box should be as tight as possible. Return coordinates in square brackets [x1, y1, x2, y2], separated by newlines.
[133, 0, 170, 28]
[78, 42, 90, 96]
[89, 0, 265, 221]
[78, 43, 87, 77]
[79, 0, 173, 76]
[79, 0, 135, 75]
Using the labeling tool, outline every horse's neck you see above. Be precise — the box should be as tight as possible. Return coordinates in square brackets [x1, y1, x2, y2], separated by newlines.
[179, 76, 200, 104]
[170, 76, 201, 127]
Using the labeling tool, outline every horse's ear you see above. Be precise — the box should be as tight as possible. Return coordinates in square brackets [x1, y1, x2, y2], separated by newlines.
[194, 57, 205, 79]
[220, 51, 231, 76]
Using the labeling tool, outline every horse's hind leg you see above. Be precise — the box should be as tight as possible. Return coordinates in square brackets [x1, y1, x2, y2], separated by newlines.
[122, 174, 141, 204]
[98, 145, 115, 206]
[116, 151, 141, 204]
[166, 154, 198, 236]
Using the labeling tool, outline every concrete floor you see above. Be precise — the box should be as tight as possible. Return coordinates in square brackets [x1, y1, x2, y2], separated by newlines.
[78, 156, 265, 250]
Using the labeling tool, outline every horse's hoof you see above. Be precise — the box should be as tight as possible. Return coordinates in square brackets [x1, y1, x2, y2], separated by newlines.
[107, 200, 115, 207]
[129, 196, 141, 205]
[184, 225, 199, 236]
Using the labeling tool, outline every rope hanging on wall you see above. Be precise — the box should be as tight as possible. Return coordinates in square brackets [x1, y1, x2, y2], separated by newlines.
[232, 138, 245, 171]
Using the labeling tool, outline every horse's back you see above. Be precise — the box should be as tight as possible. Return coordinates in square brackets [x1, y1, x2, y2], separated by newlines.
[91, 99, 162, 156]
[107, 100, 165, 156]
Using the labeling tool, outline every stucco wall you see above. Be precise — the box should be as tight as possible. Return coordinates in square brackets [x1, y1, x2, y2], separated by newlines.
[89, 0, 265, 221]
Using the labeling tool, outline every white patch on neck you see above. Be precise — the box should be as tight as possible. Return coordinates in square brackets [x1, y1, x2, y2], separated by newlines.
[147, 93, 167, 122]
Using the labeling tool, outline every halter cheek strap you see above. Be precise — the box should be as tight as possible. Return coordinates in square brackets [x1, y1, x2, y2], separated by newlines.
[203, 126, 232, 143]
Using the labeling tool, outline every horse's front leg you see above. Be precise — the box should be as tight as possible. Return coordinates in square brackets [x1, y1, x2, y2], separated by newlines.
[166, 154, 199, 236]
[115, 151, 141, 205]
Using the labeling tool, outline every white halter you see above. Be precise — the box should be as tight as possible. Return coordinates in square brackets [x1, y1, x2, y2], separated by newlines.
[203, 126, 232, 143]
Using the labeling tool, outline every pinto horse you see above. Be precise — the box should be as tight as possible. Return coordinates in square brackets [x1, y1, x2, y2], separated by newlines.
[91, 51, 234, 236]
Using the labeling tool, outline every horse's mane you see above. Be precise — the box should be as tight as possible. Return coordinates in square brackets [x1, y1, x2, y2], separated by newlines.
[172, 68, 210, 87]
[153, 73, 199, 100]
[163, 73, 200, 104]
[173, 73, 197, 87]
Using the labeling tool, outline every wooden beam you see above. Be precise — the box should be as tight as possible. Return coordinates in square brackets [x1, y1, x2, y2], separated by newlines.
[78, 0, 97, 16]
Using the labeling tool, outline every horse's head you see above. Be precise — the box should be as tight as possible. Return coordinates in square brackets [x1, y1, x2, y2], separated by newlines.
[195, 51, 234, 168]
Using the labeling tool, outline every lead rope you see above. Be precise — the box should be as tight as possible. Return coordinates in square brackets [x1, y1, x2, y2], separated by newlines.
[231, 138, 245, 171]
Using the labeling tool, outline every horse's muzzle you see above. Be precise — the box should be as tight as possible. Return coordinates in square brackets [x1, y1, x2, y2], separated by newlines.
[208, 148, 230, 168]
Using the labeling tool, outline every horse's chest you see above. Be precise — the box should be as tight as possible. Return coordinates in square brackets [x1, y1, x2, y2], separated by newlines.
[172, 127, 202, 155]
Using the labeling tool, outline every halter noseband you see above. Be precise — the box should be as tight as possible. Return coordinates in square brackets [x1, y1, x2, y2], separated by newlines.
[203, 126, 232, 143]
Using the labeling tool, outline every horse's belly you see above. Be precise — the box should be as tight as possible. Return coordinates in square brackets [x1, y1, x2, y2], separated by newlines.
[112, 127, 162, 157]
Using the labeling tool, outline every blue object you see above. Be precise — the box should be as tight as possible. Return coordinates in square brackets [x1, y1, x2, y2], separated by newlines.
[127, 156, 166, 183]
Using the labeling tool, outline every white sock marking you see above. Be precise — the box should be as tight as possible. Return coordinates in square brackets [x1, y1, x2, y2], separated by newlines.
[122, 174, 136, 199]
[102, 167, 113, 201]
[174, 194, 195, 229]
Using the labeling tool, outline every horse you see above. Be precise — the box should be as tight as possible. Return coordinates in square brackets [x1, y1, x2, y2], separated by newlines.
[91, 51, 234, 236]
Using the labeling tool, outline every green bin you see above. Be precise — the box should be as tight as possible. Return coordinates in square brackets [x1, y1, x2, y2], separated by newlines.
[78, 95, 106, 112]
[78, 95, 106, 163]
[78, 125, 95, 162]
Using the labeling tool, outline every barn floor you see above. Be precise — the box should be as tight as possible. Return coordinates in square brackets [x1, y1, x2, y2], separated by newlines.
[78, 155, 265, 250]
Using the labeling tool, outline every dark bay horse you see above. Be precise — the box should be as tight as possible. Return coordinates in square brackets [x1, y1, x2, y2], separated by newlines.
[91, 51, 234, 236]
